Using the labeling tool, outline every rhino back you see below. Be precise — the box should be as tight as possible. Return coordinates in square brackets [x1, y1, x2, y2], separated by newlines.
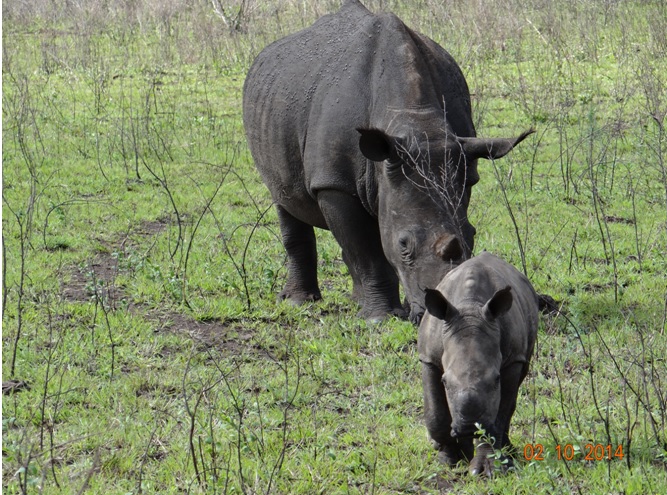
[243, 0, 475, 214]
[243, 1, 373, 203]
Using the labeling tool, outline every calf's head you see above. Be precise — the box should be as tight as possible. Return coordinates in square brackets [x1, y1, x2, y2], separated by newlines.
[424, 285, 513, 437]
[358, 127, 532, 323]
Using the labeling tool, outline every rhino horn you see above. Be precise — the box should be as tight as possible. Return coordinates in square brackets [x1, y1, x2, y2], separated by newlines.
[459, 128, 535, 161]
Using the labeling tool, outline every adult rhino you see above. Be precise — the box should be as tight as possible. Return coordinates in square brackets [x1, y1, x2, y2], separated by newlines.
[243, 0, 532, 323]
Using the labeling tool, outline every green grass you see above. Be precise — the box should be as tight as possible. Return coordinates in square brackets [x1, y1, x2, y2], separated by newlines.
[3, 0, 666, 493]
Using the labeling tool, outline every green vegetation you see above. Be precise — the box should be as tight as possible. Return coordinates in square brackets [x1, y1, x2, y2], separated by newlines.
[3, 0, 666, 493]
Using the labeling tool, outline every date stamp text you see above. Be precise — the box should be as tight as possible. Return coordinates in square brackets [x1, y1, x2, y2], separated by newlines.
[523, 443, 625, 461]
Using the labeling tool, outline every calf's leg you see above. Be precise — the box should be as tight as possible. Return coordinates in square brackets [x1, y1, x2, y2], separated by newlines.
[469, 362, 526, 476]
[495, 362, 528, 460]
[421, 362, 468, 465]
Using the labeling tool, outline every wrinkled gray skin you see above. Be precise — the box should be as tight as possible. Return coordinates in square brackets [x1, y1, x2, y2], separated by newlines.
[418, 252, 538, 476]
[243, 0, 532, 323]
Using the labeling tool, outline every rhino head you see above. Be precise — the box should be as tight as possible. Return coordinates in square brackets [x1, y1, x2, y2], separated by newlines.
[358, 126, 532, 324]
[424, 285, 513, 441]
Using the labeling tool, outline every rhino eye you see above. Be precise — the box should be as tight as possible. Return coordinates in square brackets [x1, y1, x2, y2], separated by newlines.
[398, 232, 416, 266]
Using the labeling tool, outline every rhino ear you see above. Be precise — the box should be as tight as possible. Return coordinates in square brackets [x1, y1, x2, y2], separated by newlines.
[459, 129, 535, 161]
[357, 128, 396, 162]
[424, 288, 455, 322]
[483, 286, 513, 320]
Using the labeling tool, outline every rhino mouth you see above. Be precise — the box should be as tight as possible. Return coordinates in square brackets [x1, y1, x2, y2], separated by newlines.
[450, 421, 485, 439]
[451, 427, 475, 439]
[409, 303, 425, 324]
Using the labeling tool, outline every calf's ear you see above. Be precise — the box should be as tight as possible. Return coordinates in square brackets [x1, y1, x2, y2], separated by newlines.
[424, 288, 455, 322]
[459, 128, 535, 161]
[357, 128, 397, 162]
[483, 286, 513, 320]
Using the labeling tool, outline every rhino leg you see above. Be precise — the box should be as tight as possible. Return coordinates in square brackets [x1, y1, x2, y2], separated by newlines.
[493, 362, 527, 463]
[341, 250, 364, 306]
[317, 191, 405, 320]
[276, 205, 322, 304]
[470, 362, 526, 477]
[421, 362, 468, 465]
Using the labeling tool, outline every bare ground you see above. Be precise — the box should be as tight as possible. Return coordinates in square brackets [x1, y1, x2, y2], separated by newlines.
[59, 219, 270, 358]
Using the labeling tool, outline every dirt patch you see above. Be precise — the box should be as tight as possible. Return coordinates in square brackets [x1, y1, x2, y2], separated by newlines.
[62, 252, 124, 304]
[153, 312, 272, 358]
[62, 217, 171, 305]
[61, 251, 269, 357]
[62, 261, 269, 356]
[435, 473, 462, 492]
[134, 217, 171, 237]
[59, 218, 269, 357]
[412, 469, 467, 494]
[604, 215, 635, 225]
[2, 380, 30, 395]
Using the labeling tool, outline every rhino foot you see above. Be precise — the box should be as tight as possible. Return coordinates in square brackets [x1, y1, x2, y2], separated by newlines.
[469, 442, 495, 477]
[358, 305, 407, 324]
[277, 288, 321, 305]
[431, 438, 469, 467]
[468, 442, 515, 477]
[436, 447, 464, 466]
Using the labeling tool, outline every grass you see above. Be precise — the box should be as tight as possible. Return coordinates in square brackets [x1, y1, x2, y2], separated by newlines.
[3, 0, 666, 493]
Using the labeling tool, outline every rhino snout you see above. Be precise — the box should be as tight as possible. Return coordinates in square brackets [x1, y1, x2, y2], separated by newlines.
[450, 422, 477, 438]
[409, 302, 425, 324]
[449, 390, 495, 438]
[450, 418, 492, 439]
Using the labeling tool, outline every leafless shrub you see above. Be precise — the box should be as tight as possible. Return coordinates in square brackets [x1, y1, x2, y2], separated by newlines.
[2, 63, 53, 378]
[1, 292, 96, 493]
[209, 180, 281, 312]
[211, 0, 256, 32]
[88, 267, 118, 381]
[585, 126, 621, 301]
[635, 52, 667, 220]
[181, 324, 300, 493]
[490, 157, 529, 275]
[395, 128, 475, 257]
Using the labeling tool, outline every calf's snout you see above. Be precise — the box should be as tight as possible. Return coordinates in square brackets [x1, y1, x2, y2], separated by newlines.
[449, 389, 494, 438]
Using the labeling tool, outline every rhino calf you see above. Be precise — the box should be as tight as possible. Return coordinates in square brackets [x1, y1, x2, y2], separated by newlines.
[417, 251, 538, 476]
